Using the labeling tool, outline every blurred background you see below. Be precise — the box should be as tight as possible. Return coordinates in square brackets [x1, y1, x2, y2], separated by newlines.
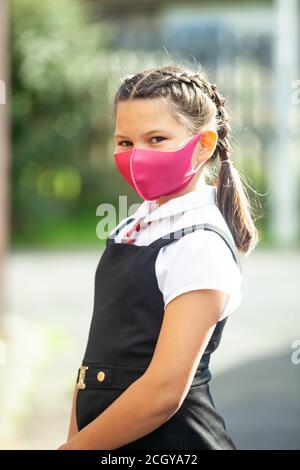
[0, 0, 299, 450]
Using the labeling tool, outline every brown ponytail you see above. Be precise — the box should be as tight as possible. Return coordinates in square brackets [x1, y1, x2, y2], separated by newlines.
[113, 63, 260, 255]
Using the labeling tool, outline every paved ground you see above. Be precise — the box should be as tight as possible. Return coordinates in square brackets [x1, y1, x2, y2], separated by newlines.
[0, 247, 299, 450]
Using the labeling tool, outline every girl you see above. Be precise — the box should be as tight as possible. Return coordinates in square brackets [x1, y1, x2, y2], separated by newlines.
[58, 64, 259, 450]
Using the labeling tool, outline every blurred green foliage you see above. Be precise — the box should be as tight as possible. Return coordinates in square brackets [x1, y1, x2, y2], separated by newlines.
[11, 0, 137, 249]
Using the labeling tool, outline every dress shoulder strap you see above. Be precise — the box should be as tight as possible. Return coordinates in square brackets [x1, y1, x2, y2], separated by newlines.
[148, 223, 242, 274]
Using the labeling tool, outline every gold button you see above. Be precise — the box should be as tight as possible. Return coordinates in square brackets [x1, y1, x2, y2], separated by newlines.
[97, 371, 105, 382]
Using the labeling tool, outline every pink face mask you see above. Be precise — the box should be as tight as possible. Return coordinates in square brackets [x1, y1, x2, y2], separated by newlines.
[114, 132, 204, 200]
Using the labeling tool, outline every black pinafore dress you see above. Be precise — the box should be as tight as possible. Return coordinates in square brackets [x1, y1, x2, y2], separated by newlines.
[75, 218, 242, 450]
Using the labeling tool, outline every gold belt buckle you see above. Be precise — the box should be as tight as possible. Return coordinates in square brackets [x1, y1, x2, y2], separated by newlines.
[77, 365, 89, 390]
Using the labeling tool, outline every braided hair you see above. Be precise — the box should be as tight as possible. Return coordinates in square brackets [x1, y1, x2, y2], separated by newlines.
[113, 64, 259, 255]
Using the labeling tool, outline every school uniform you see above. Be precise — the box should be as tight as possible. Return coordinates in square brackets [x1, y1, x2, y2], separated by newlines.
[75, 183, 243, 450]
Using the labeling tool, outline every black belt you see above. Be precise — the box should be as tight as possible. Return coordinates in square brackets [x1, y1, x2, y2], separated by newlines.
[76, 364, 148, 390]
[76, 363, 211, 390]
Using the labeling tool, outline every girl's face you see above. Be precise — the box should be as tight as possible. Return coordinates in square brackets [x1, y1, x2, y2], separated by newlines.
[114, 98, 195, 153]
[114, 98, 215, 205]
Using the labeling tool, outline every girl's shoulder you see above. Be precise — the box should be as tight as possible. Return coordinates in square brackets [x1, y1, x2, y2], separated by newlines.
[154, 225, 243, 319]
[157, 225, 241, 275]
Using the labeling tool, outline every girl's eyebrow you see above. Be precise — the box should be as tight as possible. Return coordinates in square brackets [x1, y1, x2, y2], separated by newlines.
[114, 129, 169, 139]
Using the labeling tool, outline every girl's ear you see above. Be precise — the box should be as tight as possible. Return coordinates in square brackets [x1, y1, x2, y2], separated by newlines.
[200, 130, 218, 153]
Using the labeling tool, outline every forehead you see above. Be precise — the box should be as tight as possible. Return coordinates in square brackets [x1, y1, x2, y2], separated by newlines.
[115, 98, 179, 133]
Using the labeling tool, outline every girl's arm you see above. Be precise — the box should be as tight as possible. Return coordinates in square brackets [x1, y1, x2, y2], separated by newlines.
[58, 288, 227, 450]
[66, 382, 79, 440]
[58, 371, 179, 450]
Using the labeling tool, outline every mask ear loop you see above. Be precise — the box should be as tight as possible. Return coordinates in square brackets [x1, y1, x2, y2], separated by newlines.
[192, 132, 206, 172]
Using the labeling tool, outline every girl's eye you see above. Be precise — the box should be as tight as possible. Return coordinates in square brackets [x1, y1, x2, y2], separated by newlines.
[150, 136, 166, 143]
[117, 141, 131, 147]
[118, 136, 166, 147]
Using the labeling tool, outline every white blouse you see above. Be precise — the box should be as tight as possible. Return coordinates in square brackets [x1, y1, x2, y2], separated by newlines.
[109, 183, 243, 321]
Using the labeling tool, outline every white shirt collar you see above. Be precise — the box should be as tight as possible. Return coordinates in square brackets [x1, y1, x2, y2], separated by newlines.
[131, 184, 217, 223]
